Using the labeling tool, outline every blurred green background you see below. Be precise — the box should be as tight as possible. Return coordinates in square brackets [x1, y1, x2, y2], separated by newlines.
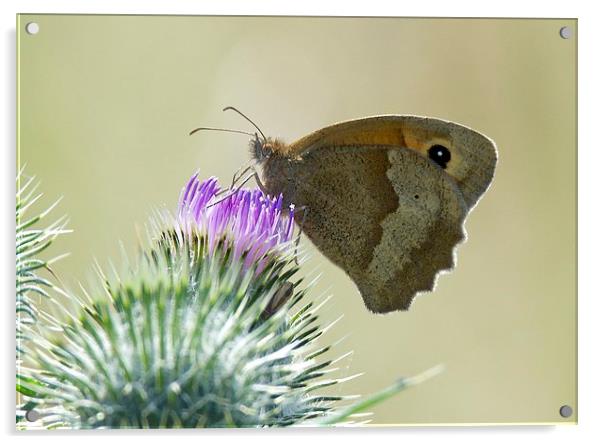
[17, 15, 576, 425]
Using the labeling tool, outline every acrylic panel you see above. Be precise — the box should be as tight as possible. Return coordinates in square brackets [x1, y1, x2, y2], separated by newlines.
[16, 15, 577, 428]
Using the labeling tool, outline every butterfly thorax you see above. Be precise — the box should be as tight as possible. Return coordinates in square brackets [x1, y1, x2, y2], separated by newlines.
[251, 141, 301, 208]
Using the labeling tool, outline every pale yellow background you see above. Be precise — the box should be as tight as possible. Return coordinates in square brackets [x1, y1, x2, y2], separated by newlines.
[17, 15, 577, 425]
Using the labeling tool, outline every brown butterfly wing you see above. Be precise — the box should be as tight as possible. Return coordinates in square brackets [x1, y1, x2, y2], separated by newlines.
[289, 115, 497, 208]
[278, 146, 398, 277]
[261, 115, 496, 313]
[362, 148, 468, 312]
[264, 144, 468, 313]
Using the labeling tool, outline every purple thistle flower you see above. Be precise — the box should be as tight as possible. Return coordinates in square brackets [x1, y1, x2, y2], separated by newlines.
[178, 172, 296, 273]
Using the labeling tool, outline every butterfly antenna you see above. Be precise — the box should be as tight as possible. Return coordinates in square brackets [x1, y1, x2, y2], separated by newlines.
[222, 106, 267, 141]
[189, 126, 255, 137]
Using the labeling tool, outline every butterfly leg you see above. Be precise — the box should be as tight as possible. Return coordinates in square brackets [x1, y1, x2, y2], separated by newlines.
[228, 163, 268, 194]
[209, 163, 253, 200]
[207, 166, 268, 208]
[206, 173, 255, 207]
[231, 164, 269, 195]
[252, 170, 269, 196]
[229, 162, 254, 189]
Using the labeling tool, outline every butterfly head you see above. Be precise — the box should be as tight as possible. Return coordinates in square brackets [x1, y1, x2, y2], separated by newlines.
[250, 134, 287, 163]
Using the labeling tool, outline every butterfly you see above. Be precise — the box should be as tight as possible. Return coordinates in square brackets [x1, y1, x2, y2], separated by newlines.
[191, 108, 497, 313]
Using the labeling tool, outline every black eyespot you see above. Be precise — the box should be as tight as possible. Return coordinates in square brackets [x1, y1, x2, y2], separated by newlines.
[414, 194, 420, 200]
[428, 145, 451, 169]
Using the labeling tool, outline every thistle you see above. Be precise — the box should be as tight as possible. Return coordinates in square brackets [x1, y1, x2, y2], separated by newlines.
[16, 170, 69, 424]
[19, 172, 435, 429]
[20, 173, 347, 428]
[16, 170, 68, 351]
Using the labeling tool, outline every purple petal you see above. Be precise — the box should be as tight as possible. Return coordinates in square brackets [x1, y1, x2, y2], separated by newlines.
[177, 173, 296, 273]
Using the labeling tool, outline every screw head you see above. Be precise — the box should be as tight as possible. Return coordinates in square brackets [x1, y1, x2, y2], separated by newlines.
[559, 26, 572, 39]
[25, 409, 41, 422]
[559, 405, 573, 418]
[25, 22, 40, 35]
